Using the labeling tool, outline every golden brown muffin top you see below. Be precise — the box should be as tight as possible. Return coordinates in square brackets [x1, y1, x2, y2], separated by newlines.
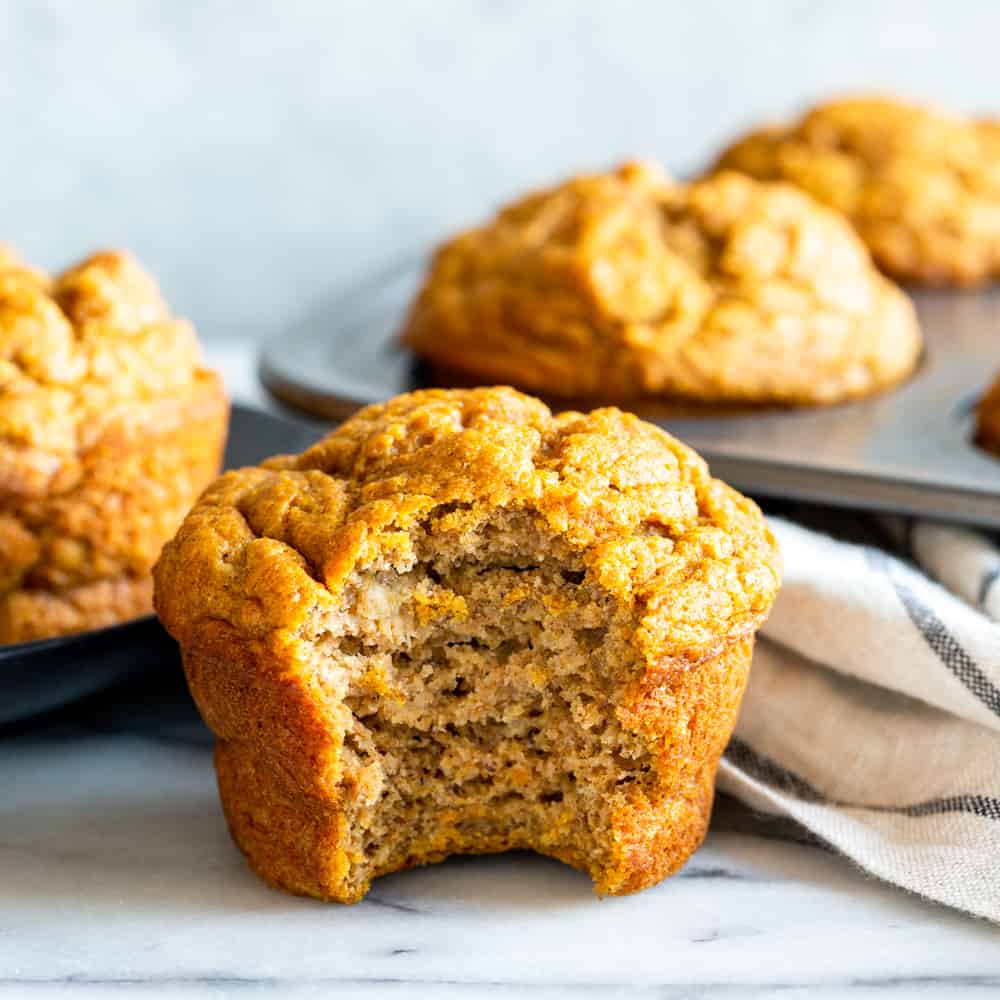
[0, 247, 209, 496]
[714, 95, 1000, 285]
[401, 163, 920, 404]
[155, 386, 781, 672]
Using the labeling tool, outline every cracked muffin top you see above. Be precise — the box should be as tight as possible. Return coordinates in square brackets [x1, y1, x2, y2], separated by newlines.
[1, 247, 213, 498]
[154, 386, 781, 671]
[713, 95, 1000, 286]
[400, 163, 920, 405]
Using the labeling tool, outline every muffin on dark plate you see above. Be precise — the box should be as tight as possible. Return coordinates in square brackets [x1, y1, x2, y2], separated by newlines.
[0, 247, 228, 643]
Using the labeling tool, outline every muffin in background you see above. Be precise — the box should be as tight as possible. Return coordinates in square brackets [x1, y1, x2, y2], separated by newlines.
[0, 247, 228, 643]
[401, 162, 921, 406]
[713, 95, 1000, 286]
[154, 386, 781, 903]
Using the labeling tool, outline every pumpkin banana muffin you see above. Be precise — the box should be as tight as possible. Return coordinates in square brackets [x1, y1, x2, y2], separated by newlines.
[401, 163, 920, 406]
[713, 96, 1000, 286]
[154, 386, 781, 903]
[0, 247, 228, 643]
[976, 370, 1000, 457]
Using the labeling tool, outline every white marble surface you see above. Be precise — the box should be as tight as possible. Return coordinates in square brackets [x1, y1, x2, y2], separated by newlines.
[2, 709, 999, 1000]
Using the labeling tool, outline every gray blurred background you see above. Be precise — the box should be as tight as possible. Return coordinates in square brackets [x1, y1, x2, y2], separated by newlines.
[4, 0, 997, 342]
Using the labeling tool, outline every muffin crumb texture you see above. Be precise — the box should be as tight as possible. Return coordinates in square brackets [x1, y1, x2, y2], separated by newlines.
[0, 246, 227, 642]
[402, 162, 921, 405]
[155, 387, 780, 902]
[714, 95, 1000, 286]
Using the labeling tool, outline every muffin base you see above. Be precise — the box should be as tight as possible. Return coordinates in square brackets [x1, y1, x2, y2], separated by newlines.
[0, 576, 153, 645]
[0, 371, 228, 644]
[209, 636, 753, 904]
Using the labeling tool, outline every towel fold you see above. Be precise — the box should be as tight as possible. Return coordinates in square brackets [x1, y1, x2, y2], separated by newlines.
[720, 515, 1000, 922]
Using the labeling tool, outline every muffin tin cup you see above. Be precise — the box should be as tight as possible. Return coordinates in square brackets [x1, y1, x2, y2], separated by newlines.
[260, 256, 1000, 530]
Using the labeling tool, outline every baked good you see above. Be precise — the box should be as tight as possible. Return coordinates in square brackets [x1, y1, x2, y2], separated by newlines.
[713, 96, 1000, 286]
[0, 247, 228, 643]
[401, 163, 921, 406]
[976, 370, 1000, 456]
[154, 386, 781, 903]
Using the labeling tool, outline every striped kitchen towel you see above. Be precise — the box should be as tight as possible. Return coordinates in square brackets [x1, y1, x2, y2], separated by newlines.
[720, 516, 1000, 922]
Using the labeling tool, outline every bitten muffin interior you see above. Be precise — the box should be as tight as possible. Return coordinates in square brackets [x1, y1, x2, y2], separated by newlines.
[158, 387, 779, 903]
[301, 510, 649, 899]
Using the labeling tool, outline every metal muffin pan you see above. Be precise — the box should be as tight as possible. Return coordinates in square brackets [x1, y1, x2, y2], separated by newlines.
[260, 256, 1000, 529]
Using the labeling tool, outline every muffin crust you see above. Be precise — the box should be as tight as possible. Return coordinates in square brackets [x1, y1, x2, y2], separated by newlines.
[401, 163, 920, 406]
[0, 247, 228, 642]
[155, 386, 780, 902]
[714, 96, 1000, 286]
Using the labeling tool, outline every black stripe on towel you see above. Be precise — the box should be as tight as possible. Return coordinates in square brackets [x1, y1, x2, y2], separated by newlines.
[889, 795, 1000, 822]
[726, 739, 1000, 822]
[725, 738, 825, 803]
[866, 548, 1000, 718]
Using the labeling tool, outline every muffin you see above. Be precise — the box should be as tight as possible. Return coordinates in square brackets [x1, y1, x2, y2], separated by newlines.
[154, 386, 781, 903]
[401, 163, 921, 406]
[0, 247, 228, 644]
[976, 370, 1000, 456]
[713, 95, 1000, 286]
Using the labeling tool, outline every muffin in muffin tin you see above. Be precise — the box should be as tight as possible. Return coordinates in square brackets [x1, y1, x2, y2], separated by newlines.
[713, 95, 1000, 287]
[401, 162, 921, 407]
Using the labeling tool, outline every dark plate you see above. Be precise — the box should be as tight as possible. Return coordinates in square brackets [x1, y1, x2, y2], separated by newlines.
[0, 403, 323, 726]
